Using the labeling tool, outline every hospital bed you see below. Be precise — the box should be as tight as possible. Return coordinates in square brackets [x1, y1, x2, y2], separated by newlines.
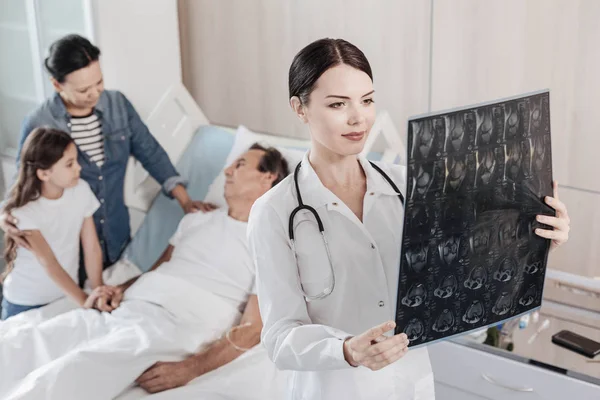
[0, 83, 403, 399]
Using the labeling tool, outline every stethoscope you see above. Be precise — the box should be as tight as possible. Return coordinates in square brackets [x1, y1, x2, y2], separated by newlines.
[289, 161, 405, 301]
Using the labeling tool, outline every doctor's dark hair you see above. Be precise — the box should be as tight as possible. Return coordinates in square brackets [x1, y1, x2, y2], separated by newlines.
[249, 143, 290, 187]
[288, 38, 373, 105]
[2, 128, 74, 281]
[45, 34, 101, 83]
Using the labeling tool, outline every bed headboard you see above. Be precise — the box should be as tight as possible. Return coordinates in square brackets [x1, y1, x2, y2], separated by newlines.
[124, 84, 406, 212]
[124, 83, 209, 212]
[360, 110, 406, 166]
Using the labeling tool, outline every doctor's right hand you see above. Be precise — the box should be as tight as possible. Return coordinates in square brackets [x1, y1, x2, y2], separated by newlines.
[343, 321, 409, 371]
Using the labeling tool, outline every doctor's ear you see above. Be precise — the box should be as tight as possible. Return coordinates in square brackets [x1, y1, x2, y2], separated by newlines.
[290, 96, 308, 123]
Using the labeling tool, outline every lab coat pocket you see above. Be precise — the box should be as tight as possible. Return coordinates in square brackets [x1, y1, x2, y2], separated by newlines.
[293, 215, 334, 300]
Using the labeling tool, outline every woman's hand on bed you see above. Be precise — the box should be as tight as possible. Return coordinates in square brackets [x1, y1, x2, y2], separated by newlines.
[84, 286, 115, 310]
[92, 285, 123, 312]
[135, 360, 196, 393]
[182, 200, 218, 214]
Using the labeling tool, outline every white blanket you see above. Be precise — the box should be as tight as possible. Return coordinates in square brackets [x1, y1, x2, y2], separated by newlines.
[0, 260, 287, 399]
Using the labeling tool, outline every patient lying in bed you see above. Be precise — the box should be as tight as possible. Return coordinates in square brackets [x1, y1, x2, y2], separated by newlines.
[0, 144, 290, 400]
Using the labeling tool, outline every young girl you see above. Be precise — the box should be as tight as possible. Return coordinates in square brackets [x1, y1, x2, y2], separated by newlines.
[1, 127, 116, 320]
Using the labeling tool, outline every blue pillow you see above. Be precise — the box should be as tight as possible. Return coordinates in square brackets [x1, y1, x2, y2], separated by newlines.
[124, 125, 235, 271]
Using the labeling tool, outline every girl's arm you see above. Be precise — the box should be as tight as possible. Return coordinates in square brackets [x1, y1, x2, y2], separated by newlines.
[80, 216, 103, 289]
[25, 229, 90, 307]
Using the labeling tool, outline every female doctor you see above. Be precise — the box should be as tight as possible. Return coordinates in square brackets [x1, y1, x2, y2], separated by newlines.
[247, 38, 570, 400]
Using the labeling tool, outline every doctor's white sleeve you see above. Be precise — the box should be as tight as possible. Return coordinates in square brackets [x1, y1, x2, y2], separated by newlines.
[247, 200, 354, 371]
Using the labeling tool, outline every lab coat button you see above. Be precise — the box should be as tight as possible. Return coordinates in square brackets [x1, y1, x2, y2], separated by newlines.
[332, 202, 338, 206]
[370, 192, 375, 195]
[371, 243, 376, 249]
[378, 301, 385, 307]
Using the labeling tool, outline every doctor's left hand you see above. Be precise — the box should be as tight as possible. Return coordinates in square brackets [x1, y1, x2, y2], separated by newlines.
[135, 360, 196, 393]
[343, 320, 409, 371]
[534, 181, 570, 251]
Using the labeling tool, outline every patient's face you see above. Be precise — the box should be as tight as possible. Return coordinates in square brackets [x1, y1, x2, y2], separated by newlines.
[224, 149, 272, 202]
[302, 64, 376, 158]
[53, 60, 104, 111]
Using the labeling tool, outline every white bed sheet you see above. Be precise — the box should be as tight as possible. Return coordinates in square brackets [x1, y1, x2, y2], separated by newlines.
[0, 260, 288, 399]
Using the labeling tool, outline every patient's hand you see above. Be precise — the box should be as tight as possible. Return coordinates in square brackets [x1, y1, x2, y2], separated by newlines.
[92, 285, 122, 312]
[183, 200, 218, 214]
[135, 360, 196, 393]
[84, 286, 115, 310]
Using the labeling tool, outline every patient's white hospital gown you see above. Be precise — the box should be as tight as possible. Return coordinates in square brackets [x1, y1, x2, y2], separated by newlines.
[0, 210, 271, 400]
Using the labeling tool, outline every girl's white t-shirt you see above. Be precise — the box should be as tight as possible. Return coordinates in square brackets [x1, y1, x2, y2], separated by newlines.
[3, 180, 100, 305]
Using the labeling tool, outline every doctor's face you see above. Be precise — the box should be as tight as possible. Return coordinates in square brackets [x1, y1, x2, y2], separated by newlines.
[224, 149, 274, 203]
[295, 64, 376, 157]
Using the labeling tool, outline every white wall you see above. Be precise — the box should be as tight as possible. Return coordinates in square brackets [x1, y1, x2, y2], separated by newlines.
[90, 0, 182, 234]
[179, 0, 432, 141]
[91, 0, 181, 119]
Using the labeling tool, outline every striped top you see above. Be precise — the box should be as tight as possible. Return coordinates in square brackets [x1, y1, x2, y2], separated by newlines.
[69, 113, 105, 167]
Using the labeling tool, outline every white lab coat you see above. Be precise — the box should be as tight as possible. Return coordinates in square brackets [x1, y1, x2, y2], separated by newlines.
[248, 153, 434, 400]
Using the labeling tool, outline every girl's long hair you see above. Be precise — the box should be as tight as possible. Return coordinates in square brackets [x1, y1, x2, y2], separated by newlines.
[2, 128, 74, 281]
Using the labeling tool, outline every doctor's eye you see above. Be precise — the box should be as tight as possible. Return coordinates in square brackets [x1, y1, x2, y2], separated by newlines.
[363, 98, 375, 105]
[328, 102, 344, 109]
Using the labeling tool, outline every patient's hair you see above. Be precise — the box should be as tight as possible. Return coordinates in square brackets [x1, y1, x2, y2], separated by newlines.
[250, 143, 290, 187]
[289, 38, 372, 105]
[2, 128, 75, 281]
[45, 34, 101, 83]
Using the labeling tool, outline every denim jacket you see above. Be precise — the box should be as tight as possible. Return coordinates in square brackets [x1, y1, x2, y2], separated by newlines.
[16, 90, 185, 265]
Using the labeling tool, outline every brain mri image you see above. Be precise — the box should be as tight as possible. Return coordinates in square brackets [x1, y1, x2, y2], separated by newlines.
[476, 150, 497, 187]
[412, 118, 444, 161]
[524, 251, 543, 275]
[445, 157, 467, 193]
[397, 91, 552, 346]
[493, 258, 517, 283]
[505, 142, 523, 181]
[463, 300, 485, 324]
[438, 237, 461, 266]
[401, 283, 427, 308]
[432, 309, 455, 333]
[446, 112, 475, 153]
[476, 109, 494, 145]
[405, 244, 429, 274]
[464, 266, 488, 290]
[404, 318, 426, 341]
[504, 101, 528, 140]
[492, 292, 513, 316]
[434, 275, 458, 299]
[415, 121, 435, 159]
[412, 165, 434, 199]
[519, 284, 538, 307]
